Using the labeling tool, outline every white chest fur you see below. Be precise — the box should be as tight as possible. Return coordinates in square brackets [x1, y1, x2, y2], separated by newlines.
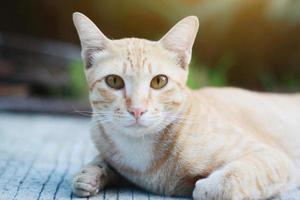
[108, 132, 155, 172]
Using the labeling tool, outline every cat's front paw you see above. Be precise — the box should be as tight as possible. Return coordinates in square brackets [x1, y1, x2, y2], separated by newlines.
[72, 165, 107, 197]
[193, 177, 223, 200]
[192, 171, 243, 200]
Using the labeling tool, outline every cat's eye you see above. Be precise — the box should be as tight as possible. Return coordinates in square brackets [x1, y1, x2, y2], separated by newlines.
[105, 75, 125, 89]
[150, 75, 168, 89]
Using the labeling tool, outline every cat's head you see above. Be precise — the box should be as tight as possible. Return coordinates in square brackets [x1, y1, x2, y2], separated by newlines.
[73, 12, 198, 137]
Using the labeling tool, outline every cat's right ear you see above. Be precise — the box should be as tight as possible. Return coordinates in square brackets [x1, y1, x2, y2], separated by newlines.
[73, 12, 111, 69]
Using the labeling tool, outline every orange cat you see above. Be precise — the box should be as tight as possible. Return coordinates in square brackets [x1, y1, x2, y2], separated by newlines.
[72, 12, 300, 200]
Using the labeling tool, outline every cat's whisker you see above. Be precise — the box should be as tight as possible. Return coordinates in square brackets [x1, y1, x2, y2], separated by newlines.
[72, 109, 95, 117]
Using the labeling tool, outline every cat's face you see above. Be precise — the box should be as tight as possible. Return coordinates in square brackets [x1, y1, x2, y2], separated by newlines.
[73, 13, 198, 137]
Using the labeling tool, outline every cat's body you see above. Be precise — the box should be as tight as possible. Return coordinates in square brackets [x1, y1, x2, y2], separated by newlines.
[92, 87, 300, 197]
[72, 12, 300, 200]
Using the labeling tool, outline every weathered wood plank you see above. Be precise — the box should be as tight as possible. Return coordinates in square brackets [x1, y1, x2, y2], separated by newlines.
[0, 116, 49, 200]
[117, 188, 134, 200]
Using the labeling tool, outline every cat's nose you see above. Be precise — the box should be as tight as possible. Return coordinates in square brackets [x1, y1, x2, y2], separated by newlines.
[127, 108, 147, 119]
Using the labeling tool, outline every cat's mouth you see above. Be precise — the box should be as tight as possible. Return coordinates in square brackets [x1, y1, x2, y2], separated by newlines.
[125, 121, 148, 128]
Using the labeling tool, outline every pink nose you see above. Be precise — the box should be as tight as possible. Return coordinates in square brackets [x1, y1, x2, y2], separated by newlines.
[127, 108, 147, 119]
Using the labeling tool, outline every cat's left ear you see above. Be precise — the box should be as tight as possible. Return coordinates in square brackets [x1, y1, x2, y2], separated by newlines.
[159, 16, 199, 69]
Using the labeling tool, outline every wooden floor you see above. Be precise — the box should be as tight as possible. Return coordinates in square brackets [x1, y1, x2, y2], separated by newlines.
[0, 113, 299, 200]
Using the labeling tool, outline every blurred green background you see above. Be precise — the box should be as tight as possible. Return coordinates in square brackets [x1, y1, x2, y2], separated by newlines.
[0, 0, 299, 113]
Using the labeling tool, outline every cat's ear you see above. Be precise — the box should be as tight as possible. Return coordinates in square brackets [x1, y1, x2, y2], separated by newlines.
[73, 12, 111, 69]
[159, 16, 199, 69]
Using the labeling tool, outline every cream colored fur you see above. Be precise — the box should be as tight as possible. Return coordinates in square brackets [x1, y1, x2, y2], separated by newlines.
[72, 12, 300, 200]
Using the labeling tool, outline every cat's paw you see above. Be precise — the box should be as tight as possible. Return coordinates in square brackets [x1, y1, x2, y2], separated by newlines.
[72, 165, 107, 197]
[193, 177, 222, 200]
[192, 171, 242, 200]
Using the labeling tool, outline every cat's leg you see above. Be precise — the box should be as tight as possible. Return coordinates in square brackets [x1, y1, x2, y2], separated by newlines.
[193, 148, 297, 200]
[72, 155, 120, 197]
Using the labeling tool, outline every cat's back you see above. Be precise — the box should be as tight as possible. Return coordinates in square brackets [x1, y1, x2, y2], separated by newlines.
[194, 87, 300, 130]
[195, 87, 300, 118]
[193, 87, 300, 162]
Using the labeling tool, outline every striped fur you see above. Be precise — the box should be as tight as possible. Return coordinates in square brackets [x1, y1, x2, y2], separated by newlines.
[72, 12, 300, 199]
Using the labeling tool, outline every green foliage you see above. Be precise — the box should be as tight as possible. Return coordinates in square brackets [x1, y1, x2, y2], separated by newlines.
[187, 54, 234, 89]
[68, 61, 88, 98]
[260, 72, 300, 92]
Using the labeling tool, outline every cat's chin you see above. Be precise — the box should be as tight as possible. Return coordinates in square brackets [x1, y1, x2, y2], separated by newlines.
[115, 125, 163, 138]
[125, 122, 148, 128]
